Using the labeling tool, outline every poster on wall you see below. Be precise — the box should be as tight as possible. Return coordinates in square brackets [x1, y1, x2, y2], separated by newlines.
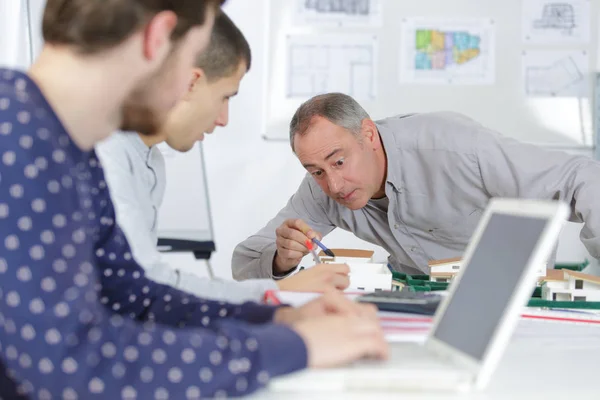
[291, 0, 382, 27]
[522, 50, 590, 97]
[522, 0, 591, 44]
[286, 34, 378, 101]
[398, 18, 496, 85]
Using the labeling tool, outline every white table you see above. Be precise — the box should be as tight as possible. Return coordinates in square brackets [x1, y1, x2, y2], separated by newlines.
[249, 320, 600, 399]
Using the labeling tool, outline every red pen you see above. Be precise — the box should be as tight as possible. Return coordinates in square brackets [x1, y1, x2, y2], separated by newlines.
[305, 239, 320, 265]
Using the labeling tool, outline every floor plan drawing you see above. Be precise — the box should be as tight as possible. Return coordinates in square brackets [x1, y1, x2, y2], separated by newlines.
[523, 50, 589, 97]
[533, 3, 577, 34]
[292, 0, 382, 27]
[303, 0, 370, 15]
[522, 0, 590, 43]
[286, 35, 377, 100]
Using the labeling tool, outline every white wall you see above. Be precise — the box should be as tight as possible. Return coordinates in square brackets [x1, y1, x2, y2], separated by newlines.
[2, 0, 597, 278]
[170, 0, 599, 279]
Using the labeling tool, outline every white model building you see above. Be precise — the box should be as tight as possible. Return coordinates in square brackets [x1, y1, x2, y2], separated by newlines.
[318, 248, 374, 264]
[428, 257, 547, 283]
[318, 249, 390, 291]
[428, 257, 462, 283]
[540, 269, 600, 302]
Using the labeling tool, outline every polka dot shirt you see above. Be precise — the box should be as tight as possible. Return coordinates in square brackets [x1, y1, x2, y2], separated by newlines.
[0, 69, 307, 399]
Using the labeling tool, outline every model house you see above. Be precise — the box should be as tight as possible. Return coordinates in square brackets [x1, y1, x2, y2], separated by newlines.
[541, 269, 600, 302]
[318, 248, 374, 264]
[428, 257, 462, 282]
[428, 257, 547, 283]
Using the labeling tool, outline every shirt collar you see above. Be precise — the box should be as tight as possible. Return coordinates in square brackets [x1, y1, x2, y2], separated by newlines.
[375, 118, 403, 192]
[121, 131, 153, 160]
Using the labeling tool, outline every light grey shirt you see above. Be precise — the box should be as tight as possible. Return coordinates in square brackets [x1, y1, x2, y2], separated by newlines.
[232, 112, 600, 278]
[96, 132, 277, 303]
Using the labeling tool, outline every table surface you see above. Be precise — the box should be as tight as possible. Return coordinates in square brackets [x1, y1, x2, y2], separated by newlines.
[249, 319, 600, 399]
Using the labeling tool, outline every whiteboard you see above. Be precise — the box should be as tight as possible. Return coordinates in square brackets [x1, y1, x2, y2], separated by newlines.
[263, 0, 598, 149]
[156, 143, 215, 257]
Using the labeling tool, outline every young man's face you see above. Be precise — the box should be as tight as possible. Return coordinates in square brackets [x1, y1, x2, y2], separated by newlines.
[121, 8, 216, 135]
[164, 60, 247, 152]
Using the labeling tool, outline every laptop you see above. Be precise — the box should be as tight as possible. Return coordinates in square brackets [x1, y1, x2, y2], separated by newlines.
[269, 198, 569, 393]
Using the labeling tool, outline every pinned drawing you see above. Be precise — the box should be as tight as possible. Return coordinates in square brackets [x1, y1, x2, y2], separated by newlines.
[292, 0, 382, 27]
[304, 0, 370, 15]
[522, 50, 589, 97]
[286, 34, 377, 101]
[522, 0, 590, 44]
[533, 3, 577, 34]
[399, 18, 495, 85]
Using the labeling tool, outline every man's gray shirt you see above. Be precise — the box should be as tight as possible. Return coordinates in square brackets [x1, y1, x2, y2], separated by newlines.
[232, 112, 600, 278]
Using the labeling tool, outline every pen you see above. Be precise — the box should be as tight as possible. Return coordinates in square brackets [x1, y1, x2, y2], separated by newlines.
[311, 237, 335, 257]
[263, 290, 281, 305]
[305, 239, 320, 265]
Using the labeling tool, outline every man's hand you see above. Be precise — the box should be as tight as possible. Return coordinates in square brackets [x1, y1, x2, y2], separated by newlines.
[276, 263, 350, 292]
[293, 316, 389, 368]
[273, 219, 322, 273]
[273, 291, 378, 325]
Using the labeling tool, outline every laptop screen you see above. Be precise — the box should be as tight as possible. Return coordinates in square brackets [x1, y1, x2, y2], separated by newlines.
[431, 213, 548, 361]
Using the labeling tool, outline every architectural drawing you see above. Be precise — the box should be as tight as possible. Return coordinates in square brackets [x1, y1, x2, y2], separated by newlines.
[523, 51, 589, 97]
[287, 35, 377, 100]
[533, 3, 576, 34]
[292, 0, 381, 27]
[399, 18, 495, 85]
[304, 0, 370, 15]
[522, 0, 590, 43]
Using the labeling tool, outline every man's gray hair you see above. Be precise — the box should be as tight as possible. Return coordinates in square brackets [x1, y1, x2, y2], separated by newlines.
[289, 93, 370, 152]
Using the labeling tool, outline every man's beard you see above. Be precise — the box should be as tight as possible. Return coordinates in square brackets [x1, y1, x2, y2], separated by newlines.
[120, 95, 162, 136]
[120, 55, 175, 136]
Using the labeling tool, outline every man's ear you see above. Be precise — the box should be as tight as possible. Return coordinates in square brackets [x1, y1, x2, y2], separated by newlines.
[142, 11, 178, 63]
[188, 68, 207, 91]
[361, 119, 378, 148]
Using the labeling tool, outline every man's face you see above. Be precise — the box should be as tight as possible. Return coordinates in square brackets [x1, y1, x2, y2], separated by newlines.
[294, 117, 381, 210]
[121, 8, 216, 135]
[164, 61, 246, 152]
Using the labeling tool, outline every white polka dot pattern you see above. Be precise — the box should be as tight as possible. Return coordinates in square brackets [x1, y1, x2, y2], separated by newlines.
[0, 68, 307, 399]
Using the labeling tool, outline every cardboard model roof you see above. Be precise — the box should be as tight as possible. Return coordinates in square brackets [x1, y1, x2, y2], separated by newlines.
[428, 257, 462, 266]
[565, 270, 600, 285]
[318, 249, 375, 258]
[539, 269, 566, 282]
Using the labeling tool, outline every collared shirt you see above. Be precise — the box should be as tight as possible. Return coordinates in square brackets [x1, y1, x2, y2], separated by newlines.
[0, 69, 306, 399]
[96, 132, 278, 303]
[232, 112, 600, 279]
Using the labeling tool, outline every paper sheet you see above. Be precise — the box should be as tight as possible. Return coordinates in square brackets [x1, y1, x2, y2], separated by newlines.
[286, 34, 378, 100]
[522, 0, 591, 44]
[291, 0, 382, 27]
[399, 18, 495, 85]
[522, 50, 590, 97]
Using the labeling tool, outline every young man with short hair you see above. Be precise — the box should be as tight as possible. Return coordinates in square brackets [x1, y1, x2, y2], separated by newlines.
[97, 12, 351, 303]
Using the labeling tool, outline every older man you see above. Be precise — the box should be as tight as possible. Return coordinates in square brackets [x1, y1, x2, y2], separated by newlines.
[233, 92, 600, 278]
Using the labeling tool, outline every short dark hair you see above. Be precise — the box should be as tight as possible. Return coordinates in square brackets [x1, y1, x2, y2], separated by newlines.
[195, 12, 251, 81]
[42, 0, 226, 54]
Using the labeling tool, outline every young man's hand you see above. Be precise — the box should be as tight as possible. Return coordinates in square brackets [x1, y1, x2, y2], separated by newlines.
[293, 315, 389, 368]
[273, 291, 378, 325]
[276, 263, 350, 292]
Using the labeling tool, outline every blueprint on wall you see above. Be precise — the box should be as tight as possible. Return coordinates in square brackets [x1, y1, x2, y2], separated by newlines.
[522, 0, 591, 44]
[522, 50, 590, 97]
[292, 0, 382, 27]
[399, 18, 496, 85]
[286, 34, 378, 100]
